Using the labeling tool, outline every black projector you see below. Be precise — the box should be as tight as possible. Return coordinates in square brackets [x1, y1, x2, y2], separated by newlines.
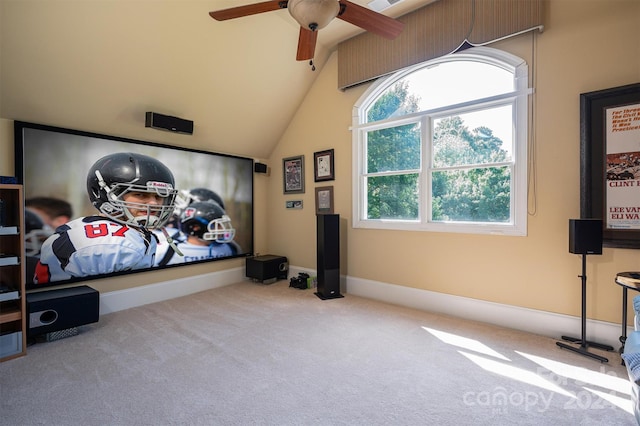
[246, 255, 288, 284]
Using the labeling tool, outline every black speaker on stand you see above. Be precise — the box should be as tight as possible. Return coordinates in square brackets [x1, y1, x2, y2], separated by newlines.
[556, 219, 613, 362]
[316, 214, 343, 300]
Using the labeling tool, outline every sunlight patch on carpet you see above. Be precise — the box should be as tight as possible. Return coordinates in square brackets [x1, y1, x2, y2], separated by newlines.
[516, 351, 631, 395]
[583, 387, 634, 414]
[422, 327, 510, 360]
[459, 351, 574, 397]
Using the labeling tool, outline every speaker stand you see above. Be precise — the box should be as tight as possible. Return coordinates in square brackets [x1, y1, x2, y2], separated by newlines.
[556, 254, 614, 363]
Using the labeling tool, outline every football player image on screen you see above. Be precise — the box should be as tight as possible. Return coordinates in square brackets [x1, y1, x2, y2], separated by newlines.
[24, 208, 54, 282]
[33, 152, 179, 284]
[25, 196, 73, 231]
[153, 187, 227, 259]
[155, 201, 240, 266]
[24, 208, 54, 258]
[175, 187, 225, 211]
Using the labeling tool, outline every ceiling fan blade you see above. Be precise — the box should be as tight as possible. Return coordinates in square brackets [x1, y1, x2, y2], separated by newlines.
[209, 0, 287, 21]
[296, 27, 318, 61]
[337, 0, 404, 39]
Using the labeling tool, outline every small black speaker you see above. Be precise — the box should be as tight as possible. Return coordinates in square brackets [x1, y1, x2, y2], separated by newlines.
[254, 162, 268, 174]
[246, 255, 288, 284]
[316, 214, 342, 299]
[145, 112, 194, 135]
[26, 285, 99, 337]
[569, 219, 603, 255]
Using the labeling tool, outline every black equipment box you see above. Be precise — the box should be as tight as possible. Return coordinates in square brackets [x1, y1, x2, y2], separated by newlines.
[246, 255, 289, 284]
[26, 285, 99, 337]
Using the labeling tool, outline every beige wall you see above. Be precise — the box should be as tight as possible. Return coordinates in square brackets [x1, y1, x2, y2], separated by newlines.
[1, 0, 639, 324]
[266, 0, 640, 325]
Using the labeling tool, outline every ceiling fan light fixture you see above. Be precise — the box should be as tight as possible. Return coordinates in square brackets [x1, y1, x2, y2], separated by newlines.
[288, 0, 340, 31]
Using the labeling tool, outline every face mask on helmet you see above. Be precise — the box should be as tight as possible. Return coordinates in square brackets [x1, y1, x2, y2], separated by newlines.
[180, 202, 235, 243]
[24, 209, 53, 256]
[94, 170, 178, 230]
[173, 190, 192, 212]
[87, 153, 178, 230]
[204, 215, 235, 243]
[24, 228, 53, 256]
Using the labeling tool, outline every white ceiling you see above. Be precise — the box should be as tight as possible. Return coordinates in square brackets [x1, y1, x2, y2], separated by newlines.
[1, 0, 434, 159]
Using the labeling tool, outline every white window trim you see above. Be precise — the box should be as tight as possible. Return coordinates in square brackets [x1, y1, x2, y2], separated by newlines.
[351, 47, 530, 236]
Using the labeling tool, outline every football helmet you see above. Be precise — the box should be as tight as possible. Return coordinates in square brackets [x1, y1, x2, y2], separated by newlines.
[179, 201, 235, 243]
[87, 152, 178, 230]
[24, 208, 53, 256]
[174, 187, 225, 211]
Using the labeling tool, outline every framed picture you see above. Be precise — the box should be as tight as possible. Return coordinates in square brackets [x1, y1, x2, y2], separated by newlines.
[580, 82, 640, 248]
[283, 155, 305, 194]
[285, 200, 303, 209]
[313, 149, 335, 182]
[315, 186, 334, 215]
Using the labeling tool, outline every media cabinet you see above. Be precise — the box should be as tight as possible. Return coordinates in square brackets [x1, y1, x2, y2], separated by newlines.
[0, 184, 27, 361]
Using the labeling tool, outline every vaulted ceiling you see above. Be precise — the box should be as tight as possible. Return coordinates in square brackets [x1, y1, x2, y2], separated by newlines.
[0, 0, 433, 159]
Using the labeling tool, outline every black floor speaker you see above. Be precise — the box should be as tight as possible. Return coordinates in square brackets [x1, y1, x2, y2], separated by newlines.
[569, 218, 603, 255]
[26, 285, 99, 337]
[316, 214, 343, 300]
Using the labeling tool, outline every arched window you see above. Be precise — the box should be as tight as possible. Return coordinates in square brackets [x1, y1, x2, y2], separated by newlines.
[351, 47, 530, 236]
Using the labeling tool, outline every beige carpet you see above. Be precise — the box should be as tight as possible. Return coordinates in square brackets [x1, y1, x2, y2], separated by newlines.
[0, 280, 635, 425]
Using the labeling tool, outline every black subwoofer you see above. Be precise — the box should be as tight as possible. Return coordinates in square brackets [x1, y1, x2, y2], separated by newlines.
[569, 218, 603, 255]
[246, 255, 288, 284]
[26, 285, 99, 337]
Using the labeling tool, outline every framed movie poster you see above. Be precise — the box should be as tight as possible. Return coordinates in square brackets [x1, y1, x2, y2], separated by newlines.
[314, 149, 334, 182]
[283, 155, 305, 194]
[580, 83, 640, 248]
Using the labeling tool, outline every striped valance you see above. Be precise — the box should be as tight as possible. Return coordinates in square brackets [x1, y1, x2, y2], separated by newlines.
[337, 0, 544, 90]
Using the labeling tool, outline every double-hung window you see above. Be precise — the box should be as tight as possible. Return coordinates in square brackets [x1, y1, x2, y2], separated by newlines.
[352, 47, 530, 236]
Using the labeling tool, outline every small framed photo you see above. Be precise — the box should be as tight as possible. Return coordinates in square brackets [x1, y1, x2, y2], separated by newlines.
[315, 186, 334, 215]
[285, 200, 303, 209]
[283, 155, 305, 194]
[313, 149, 335, 182]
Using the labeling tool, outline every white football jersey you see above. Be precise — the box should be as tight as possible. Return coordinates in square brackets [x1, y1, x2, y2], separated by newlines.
[34, 216, 157, 284]
[152, 227, 185, 265]
[156, 240, 236, 266]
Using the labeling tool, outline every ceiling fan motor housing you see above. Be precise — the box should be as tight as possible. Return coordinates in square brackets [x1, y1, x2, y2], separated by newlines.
[288, 0, 340, 31]
[208, 0, 404, 64]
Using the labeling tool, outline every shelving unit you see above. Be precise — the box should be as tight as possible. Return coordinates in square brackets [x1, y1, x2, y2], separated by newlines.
[0, 183, 27, 361]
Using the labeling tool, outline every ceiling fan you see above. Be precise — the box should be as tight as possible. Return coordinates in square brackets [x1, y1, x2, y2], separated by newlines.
[209, 0, 404, 67]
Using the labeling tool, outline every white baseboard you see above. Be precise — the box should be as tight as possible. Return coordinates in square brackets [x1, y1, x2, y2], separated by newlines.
[346, 275, 629, 351]
[99, 267, 246, 315]
[99, 265, 629, 351]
